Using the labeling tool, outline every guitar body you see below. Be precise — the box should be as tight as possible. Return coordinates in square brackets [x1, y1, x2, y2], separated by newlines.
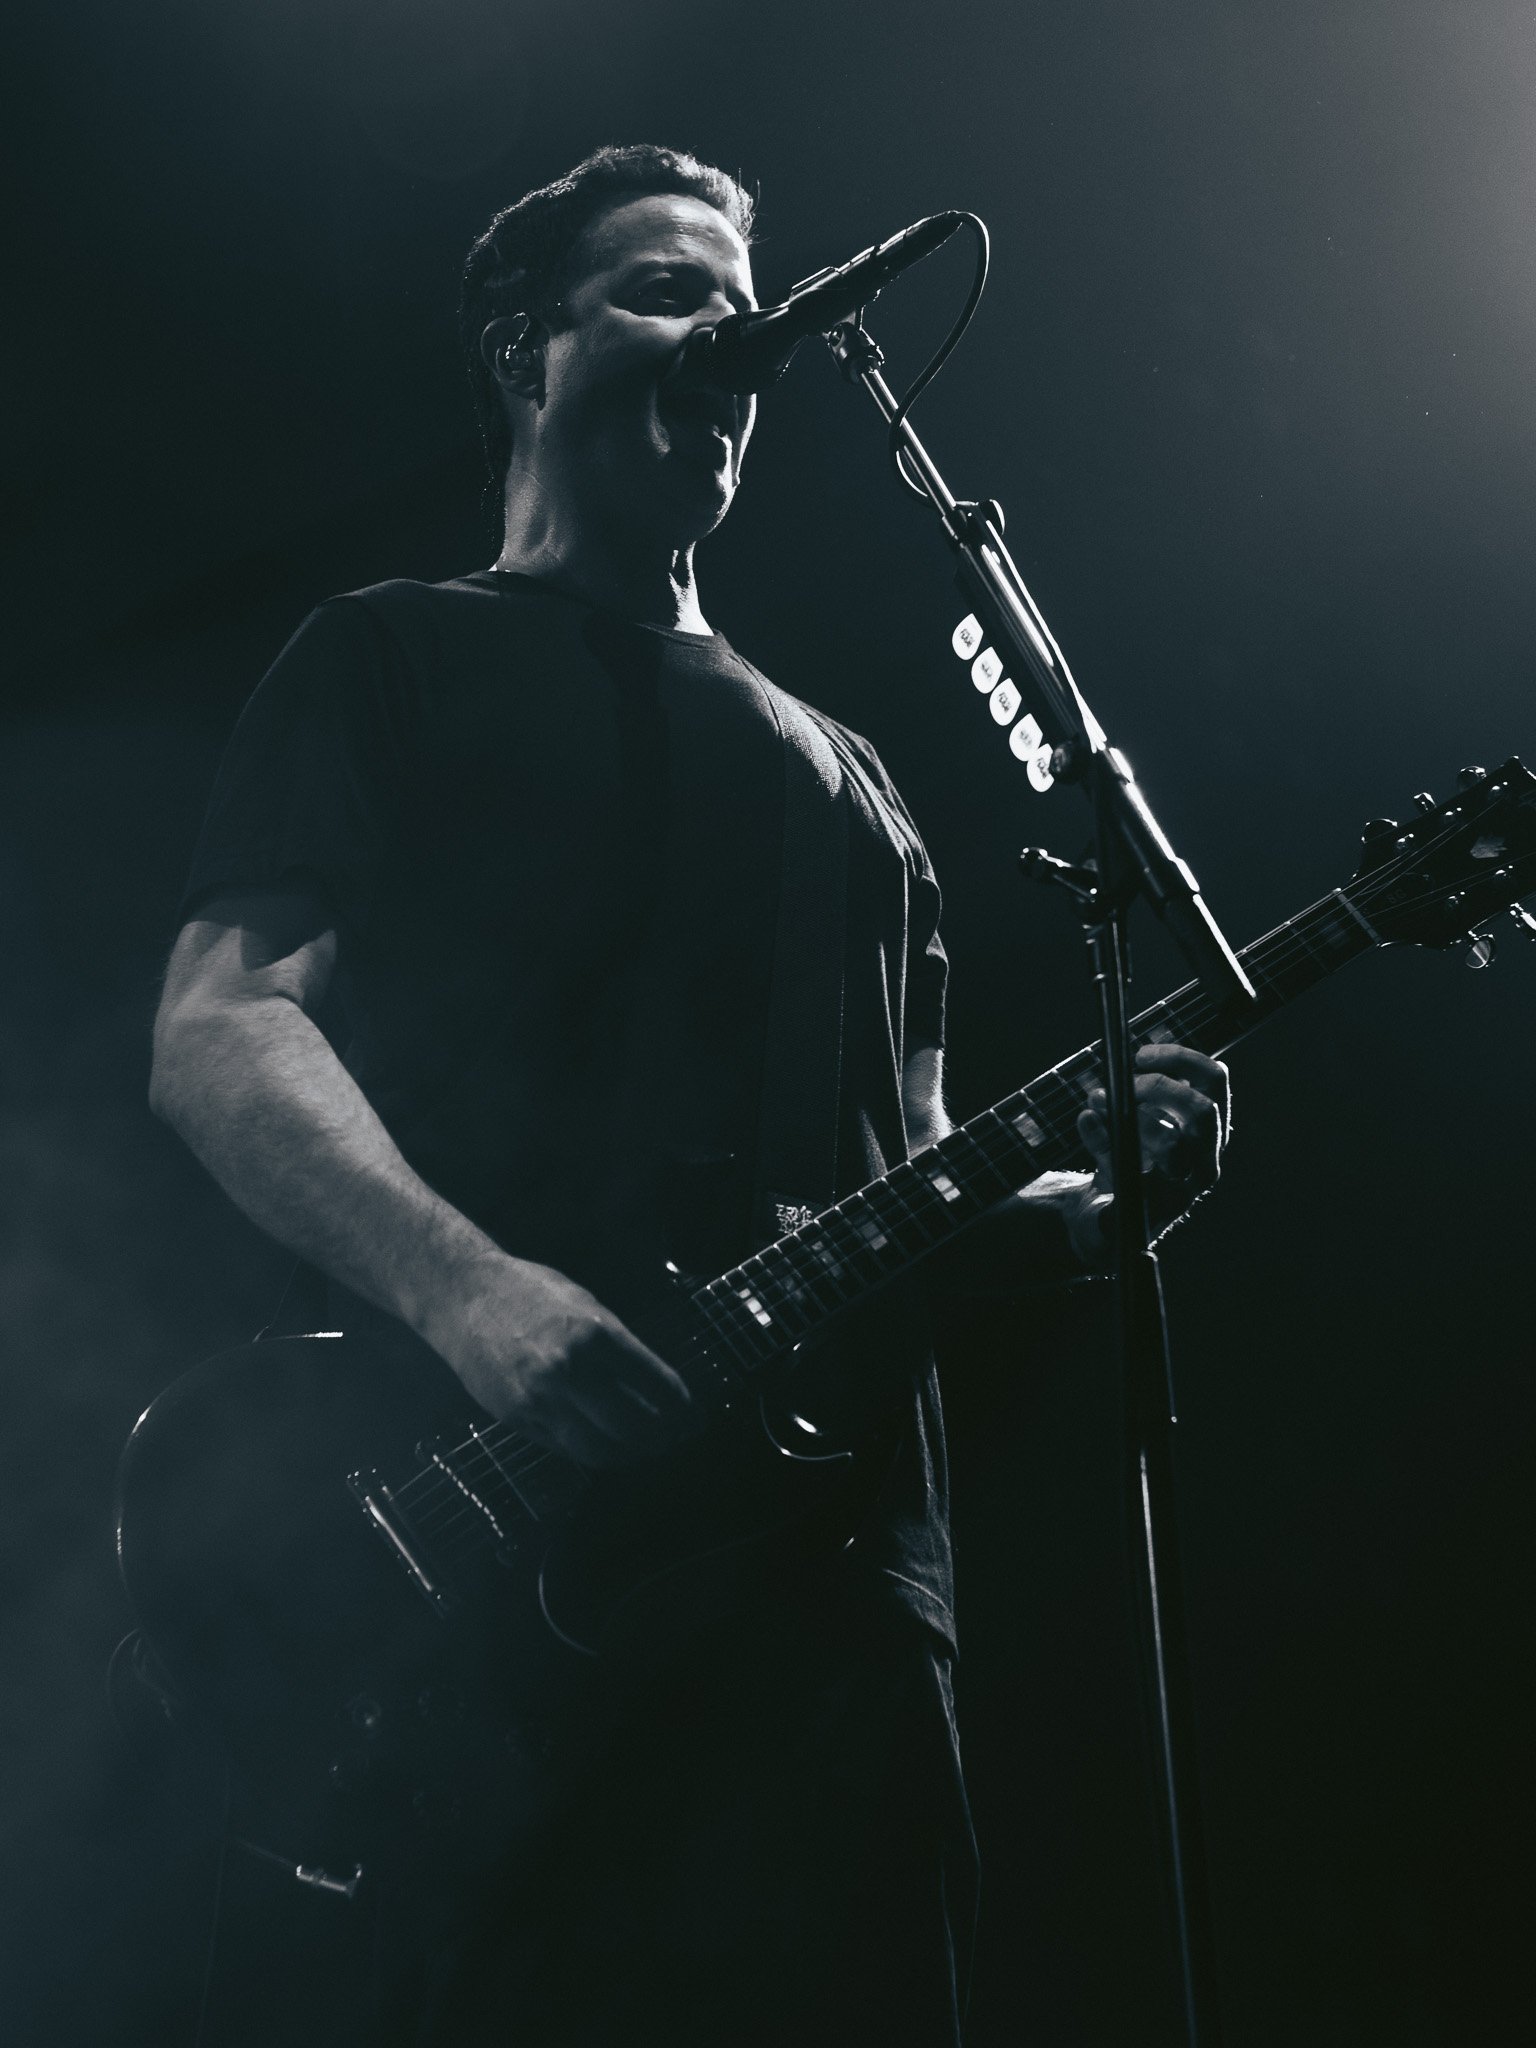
[116, 1328, 895, 1876]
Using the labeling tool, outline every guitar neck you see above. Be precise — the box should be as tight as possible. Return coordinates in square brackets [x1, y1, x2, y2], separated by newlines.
[692, 883, 1382, 1371]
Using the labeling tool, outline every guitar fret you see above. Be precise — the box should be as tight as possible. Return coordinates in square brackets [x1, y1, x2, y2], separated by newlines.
[972, 1105, 1033, 1179]
[849, 1179, 910, 1255]
[1286, 913, 1359, 974]
[696, 1280, 772, 1369]
[741, 1251, 814, 1340]
[1314, 901, 1372, 959]
[996, 1091, 1058, 1160]
[1022, 1077, 1082, 1146]
[773, 1247, 835, 1329]
[1133, 1000, 1182, 1045]
[936, 1123, 1018, 1203]
[910, 1146, 968, 1209]
[957, 1104, 1034, 1188]
[775, 1231, 845, 1318]
[833, 1191, 900, 1276]
[793, 1214, 864, 1299]
[1331, 885, 1383, 945]
[1246, 904, 1366, 1010]
[881, 1162, 946, 1244]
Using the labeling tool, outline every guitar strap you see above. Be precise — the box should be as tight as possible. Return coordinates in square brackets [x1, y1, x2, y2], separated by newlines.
[750, 686, 850, 1244]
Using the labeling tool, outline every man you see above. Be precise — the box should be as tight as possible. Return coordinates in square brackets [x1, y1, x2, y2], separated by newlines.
[151, 145, 1229, 2045]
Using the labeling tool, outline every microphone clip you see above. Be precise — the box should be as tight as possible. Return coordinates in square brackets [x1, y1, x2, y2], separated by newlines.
[827, 314, 884, 385]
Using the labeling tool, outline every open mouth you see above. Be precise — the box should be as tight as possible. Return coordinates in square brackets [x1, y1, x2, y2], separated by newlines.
[661, 386, 737, 445]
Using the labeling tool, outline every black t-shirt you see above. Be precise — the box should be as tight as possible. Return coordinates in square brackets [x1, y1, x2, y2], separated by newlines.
[182, 570, 956, 1639]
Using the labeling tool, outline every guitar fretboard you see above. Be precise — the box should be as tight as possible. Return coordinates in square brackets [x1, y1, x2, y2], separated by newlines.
[689, 884, 1382, 1372]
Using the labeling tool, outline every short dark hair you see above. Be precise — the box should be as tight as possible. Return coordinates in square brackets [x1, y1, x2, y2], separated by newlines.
[460, 143, 756, 494]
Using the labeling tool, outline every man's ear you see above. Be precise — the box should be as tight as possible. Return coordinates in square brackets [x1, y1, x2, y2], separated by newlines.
[480, 313, 546, 403]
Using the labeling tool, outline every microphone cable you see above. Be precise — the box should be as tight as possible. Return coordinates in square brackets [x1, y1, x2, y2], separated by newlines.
[882, 211, 990, 502]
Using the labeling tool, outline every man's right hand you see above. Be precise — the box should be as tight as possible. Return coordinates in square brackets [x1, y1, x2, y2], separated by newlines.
[153, 891, 692, 1471]
[420, 1255, 695, 1469]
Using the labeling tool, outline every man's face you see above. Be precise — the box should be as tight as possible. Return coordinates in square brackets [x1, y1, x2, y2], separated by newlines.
[533, 194, 758, 548]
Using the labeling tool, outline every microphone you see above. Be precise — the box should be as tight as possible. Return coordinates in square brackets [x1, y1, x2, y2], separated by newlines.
[675, 212, 965, 394]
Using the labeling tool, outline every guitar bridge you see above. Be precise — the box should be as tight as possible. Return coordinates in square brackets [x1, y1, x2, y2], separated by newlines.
[346, 1469, 455, 1617]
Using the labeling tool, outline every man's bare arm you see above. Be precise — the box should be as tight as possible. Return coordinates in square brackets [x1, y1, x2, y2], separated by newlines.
[150, 887, 691, 1464]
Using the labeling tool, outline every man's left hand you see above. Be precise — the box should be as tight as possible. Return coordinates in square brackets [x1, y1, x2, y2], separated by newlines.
[1070, 1042, 1232, 1261]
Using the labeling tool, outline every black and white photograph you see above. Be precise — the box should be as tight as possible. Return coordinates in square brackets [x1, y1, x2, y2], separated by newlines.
[3, 5, 1533, 2043]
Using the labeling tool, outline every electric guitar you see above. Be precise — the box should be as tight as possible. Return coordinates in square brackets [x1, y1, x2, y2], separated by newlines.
[116, 760, 1536, 1885]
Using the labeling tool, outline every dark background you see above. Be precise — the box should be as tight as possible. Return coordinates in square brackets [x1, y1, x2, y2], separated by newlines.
[3, 2, 1533, 2041]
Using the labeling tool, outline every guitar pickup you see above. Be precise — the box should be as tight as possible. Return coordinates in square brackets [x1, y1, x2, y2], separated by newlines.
[346, 1469, 456, 1618]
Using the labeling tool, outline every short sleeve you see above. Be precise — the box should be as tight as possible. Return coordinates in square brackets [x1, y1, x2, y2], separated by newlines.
[179, 598, 415, 934]
[836, 727, 948, 1055]
[904, 857, 948, 1054]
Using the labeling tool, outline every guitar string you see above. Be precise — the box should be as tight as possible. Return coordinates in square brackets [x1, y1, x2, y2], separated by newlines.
[382, 848, 1534, 1545]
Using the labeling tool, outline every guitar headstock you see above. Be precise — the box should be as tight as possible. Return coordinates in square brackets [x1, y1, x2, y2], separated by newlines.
[1351, 758, 1536, 955]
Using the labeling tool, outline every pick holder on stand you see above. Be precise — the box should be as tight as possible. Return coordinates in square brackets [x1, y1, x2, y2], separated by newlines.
[824, 313, 1256, 2048]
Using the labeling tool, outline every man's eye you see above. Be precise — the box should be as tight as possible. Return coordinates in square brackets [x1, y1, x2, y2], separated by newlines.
[636, 281, 693, 312]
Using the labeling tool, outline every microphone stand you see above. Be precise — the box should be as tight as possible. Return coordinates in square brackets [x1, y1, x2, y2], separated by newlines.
[824, 315, 1255, 2048]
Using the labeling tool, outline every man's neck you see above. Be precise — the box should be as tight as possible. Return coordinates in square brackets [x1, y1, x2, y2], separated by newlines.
[495, 482, 712, 635]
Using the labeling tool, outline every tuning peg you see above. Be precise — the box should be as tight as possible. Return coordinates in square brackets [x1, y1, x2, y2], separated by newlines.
[1357, 818, 1399, 868]
[1464, 931, 1497, 969]
[1411, 792, 1437, 813]
[1510, 904, 1536, 941]
[1456, 765, 1488, 787]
